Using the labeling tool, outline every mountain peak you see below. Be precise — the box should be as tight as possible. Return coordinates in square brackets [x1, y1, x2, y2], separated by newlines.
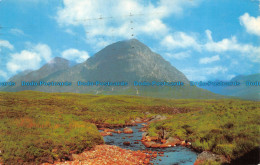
[90, 38, 151, 62]
[121, 38, 148, 47]
[48, 57, 68, 64]
[84, 39, 189, 83]
[125, 38, 141, 43]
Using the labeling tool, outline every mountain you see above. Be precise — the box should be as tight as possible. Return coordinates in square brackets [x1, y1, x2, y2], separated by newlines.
[3, 57, 71, 92]
[82, 39, 189, 83]
[8, 69, 34, 81]
[201, 74, 260, 100]
[2, 39, 223, 99]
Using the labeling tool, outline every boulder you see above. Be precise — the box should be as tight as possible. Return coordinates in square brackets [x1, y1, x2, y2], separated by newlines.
[150, 143, 161, 148]
[100, 131, 113, 136]
[180, 141, 186, 146]
[142, 132, 148, 140]
[146, 136, 152, 142]
[150, 115, 167, 122]
[135, 117, 142, 123]
[123, 127, 133, 134]
[104, 129, 114, 132]
[142, 141, 156, 148]
[195, 151, 229, 164]
[166, 137, 180, 146]
[139, 127, 146, 132]
[161, 139, 167, 143]
[143, 158, 150, 164]
[123, 141, 131, 146]
[160, 143, 171, 148]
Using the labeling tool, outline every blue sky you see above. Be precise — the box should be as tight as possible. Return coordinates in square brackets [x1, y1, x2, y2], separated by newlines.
[0, 0, 259, 81]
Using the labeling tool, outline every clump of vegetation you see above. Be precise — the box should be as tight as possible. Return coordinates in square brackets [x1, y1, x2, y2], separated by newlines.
[0, 112, 103, 163]
[148, 100, 260, 160]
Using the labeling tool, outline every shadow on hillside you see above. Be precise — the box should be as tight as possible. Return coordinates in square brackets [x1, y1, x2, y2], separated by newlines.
[230, 147, 259, 165]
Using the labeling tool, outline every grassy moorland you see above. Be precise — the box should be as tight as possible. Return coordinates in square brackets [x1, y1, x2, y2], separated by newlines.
[148, 100, 260, 163]
[0, 91, 259, 164]
[0, 91, 202, 163]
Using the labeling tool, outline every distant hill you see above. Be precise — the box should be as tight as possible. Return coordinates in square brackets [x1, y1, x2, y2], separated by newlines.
[3, 57, 70, 92]
[8, 69, 33, 81]
[2, 39, 223, 99]
[201, 74, 260, 100]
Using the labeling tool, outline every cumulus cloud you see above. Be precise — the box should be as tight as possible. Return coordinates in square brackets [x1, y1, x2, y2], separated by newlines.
[239, 13, 260, 36]
[204, 30, 260, 63]
[162, 30, 260, 63]
[56, 0, 201, 48]
[205, 35, 245, 52]
[0, 40, 14, 50]
[7, 43, 52, 73]
[62, 48, 89, 63]
[199, 55, 220, 64]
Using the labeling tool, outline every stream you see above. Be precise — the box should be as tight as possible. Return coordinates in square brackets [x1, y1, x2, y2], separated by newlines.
[102, 123, 198, 165]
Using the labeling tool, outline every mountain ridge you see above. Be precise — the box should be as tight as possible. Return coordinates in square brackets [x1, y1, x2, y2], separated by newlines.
[201, 74, 260, 100]
[2, 39, 223, 99]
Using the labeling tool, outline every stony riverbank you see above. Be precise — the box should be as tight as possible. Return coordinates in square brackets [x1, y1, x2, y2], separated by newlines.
[42, 145, 158, 165]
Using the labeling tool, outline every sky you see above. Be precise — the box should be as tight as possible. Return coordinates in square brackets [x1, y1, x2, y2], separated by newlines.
[0, 0, 259, 81]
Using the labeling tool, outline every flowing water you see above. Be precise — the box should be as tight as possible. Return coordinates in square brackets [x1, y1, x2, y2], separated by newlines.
[102, 123, 198, 165]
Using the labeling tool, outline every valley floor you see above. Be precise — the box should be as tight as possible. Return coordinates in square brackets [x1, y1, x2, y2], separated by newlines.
[0, 91, 259, 164]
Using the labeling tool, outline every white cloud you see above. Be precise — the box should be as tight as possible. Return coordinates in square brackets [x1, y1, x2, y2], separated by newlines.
[239, 13, 260, 36]
[161, 30, 260, 63]
[56, 0, 201, 47]
[0, 70, 8, 79]
[182, 68, 207, 81]
[199, 55, 220, 64]
[61, 48, 89, 63]
[33, 44, 52, 61]
[0, 40, 14, 50]
[10, 28, 25, 36]
[140, 19, 168, 36]
[183, 66, 228, 81]
[206, 66, 227, 74]
[227, 74, 236, 80]
[205, 36, 242, 52]
[161, 32, 201, 51]
[165, 51, 191, 60]
[65, 29, 75, 35]
[205, 29, 212, 41]
[7, 43, 52, 73]
[204, 30, 260, 63]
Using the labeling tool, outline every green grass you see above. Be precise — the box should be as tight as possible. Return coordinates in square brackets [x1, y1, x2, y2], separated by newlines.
[0, 91, 259, 163]
[147, 100, 260, 160]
